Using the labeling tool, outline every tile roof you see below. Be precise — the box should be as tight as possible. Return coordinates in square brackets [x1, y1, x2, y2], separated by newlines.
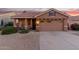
[0, 11, 12, 14]
[12, 11, 42, 18]
[12, 8, 69, 18]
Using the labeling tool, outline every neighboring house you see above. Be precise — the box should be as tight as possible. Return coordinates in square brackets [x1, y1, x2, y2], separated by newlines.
[12, 8, 69, 31]
[0, 12, 16, 26]
[68, 16, 79, 29]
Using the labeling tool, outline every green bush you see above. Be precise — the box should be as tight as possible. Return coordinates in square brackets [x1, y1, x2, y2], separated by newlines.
[4, 22, 13, 27]
[19, 29, 30, 34]
[71, 23, 79, 31]
[1, 26, 17, 35]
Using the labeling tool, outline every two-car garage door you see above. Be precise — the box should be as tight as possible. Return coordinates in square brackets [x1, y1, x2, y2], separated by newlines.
[39, 19, 64, 31]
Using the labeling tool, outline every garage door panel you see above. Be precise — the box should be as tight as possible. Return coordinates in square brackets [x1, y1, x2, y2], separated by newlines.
[39, 21, 63, 31]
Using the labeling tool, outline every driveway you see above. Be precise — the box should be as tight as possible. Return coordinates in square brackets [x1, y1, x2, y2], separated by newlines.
[40, 31, 79, 50]
[0, 31, 79, 50]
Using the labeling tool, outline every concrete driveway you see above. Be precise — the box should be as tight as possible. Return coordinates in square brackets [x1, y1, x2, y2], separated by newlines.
[40, 31, 79, 50]
[0, 31, 79, 50]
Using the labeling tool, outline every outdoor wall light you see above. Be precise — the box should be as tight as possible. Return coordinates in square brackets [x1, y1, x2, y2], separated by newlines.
[36, 20, 40, 25]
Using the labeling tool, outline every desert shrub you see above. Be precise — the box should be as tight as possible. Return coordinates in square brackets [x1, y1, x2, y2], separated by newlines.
[1, 26, 17, 35]
[4, 22, 13, 27]
[19, 29, 30, 34]
[71, 23, 79, 30]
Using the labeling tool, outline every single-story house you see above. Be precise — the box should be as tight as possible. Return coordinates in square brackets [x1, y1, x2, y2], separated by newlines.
[12, 8, 69, 31]
[0, 12, 16, 26]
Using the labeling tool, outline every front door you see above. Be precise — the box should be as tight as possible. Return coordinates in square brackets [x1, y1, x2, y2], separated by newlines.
[32, 18, 36, 30]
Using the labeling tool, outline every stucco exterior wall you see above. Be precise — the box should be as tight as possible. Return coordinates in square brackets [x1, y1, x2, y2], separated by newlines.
[63, 18, 68, 31]
[36, 11, 68, 31]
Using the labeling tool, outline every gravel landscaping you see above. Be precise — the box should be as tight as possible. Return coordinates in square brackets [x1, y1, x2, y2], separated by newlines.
[0, 32, 40, 50]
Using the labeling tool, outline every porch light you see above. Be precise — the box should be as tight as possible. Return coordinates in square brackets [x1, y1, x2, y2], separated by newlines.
[36, 20, 40, 25]
[16, 19, 19, 23]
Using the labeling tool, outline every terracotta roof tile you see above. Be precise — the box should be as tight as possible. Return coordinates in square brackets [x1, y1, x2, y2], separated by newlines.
[12, 11, 42, 18]
[12, 8, 69, 18]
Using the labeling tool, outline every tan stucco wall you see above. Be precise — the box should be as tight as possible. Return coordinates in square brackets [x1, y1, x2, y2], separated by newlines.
[63, 18, 68, 31]
[13, 18, 28, 29]
[36, 11, 68, 31]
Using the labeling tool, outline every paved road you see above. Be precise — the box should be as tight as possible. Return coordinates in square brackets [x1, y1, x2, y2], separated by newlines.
[40, 31, 79, 50]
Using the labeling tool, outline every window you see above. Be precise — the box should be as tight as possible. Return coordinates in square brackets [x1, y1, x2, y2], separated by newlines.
[40, 19, 44, 23]
[59, 18, 61, 21]
[55, 19, 57, 21]
[46, 19, 52, 23]
[58, 18, 62, 22]
[49, 11, 55, 16]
